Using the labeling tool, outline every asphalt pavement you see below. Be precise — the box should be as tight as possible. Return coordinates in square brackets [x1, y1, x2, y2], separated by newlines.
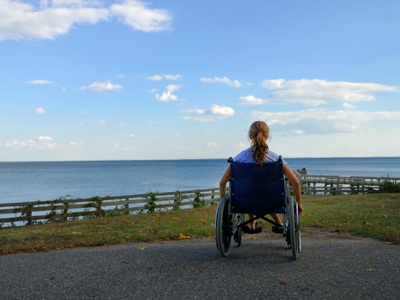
[0, 231, 399, 300]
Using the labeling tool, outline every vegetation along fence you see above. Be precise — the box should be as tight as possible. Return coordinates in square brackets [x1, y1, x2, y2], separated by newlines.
[0, 188, 218, 227]
[1, 175, 399, 227]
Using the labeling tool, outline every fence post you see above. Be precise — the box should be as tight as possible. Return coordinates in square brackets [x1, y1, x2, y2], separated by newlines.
[62, 202, 69, 222]
[26, 204, 33, 225]
[124, 197, 129, 215]
[94, 198, 103, 216]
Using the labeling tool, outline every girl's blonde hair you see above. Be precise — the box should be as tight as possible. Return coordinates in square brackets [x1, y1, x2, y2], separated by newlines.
[249, 121, 269, 163]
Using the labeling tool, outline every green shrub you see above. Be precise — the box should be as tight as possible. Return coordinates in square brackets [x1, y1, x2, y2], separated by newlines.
[380, 181, 400, 193]
[144, 192, 158, 213]
[193, 191, 206, 208]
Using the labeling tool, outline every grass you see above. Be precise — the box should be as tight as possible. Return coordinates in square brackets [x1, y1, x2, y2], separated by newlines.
[299, 193, 400, 243]
[0, 193, 399, 255]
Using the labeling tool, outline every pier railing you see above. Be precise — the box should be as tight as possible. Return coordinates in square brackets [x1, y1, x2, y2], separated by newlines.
[1, 175, 399, 227]
[296, 174, 400, 196]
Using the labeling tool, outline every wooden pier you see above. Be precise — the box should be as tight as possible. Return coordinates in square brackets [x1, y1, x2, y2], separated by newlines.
[295, 173, 400, 196]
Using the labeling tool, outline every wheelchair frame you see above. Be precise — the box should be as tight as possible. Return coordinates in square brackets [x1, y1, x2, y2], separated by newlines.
[215, 157, 301, 260]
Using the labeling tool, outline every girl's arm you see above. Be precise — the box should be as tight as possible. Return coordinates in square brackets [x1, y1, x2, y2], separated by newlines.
[219, 166, 231, 199]
[283, 165, 304, 214]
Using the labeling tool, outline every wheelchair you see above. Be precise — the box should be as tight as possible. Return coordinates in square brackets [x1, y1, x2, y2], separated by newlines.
[215, 157, 301, 260]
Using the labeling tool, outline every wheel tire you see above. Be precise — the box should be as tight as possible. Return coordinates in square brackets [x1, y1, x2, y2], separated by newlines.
[215, 196, 232, 257]
[295, 202, 302, 253]
[288, 196, 298, 260]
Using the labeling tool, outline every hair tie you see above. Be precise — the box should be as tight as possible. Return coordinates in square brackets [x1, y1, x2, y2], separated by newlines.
[258, 132, 263, 137]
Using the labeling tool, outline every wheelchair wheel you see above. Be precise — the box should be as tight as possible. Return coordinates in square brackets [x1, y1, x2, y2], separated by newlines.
[233, 213, 243, 247]
[288, 196, 298, 260]
[295, 202, 302, 253]
[215, 195, 232, 257]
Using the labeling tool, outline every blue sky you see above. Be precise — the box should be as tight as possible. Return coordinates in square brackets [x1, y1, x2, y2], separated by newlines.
[0, 0, 399, 161]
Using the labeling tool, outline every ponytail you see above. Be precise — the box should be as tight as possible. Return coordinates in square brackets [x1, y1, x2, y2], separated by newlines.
[249, 121, 269, 164]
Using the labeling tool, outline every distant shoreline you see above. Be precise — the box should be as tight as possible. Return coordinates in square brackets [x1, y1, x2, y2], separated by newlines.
[1, 156, 400, 163]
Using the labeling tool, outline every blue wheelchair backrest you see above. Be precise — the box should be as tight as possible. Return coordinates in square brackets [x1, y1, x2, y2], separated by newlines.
[229, 157, 286, 215]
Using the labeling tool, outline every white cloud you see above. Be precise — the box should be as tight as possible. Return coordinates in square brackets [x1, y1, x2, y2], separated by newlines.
[238, 95, 267, 106]
[146, 74, 182, 81]
[210, 105, 235, 117]
[3, 139, 33, 148]
[200, 77, 244, 88]
[250, 109, 400, 134]
[261, 79, 285, 89]
[35, 107, 46, 114]
[342, 102, 355, 109]
[163, 74, 182, 80]
[146, 75, 163, 81]
[43, 0, 98, 8]
[238, 142, 247, 148]
[261, 79, 398, 107]
[3, 136, 57, 149]
[80, 119, 106, 126]
[26, 79, 53, 85]
[92, 119, 106, 126]
[155, 84, 181, 102]
[182, 105, 235, 122]
[292, 129, 304, 135]
[110, 0, 173, 32]
[80, 81, 123, 92]
[69, 141, 84, 148]
[38, 136, 53, 141]
[0, 0, 109, 40]
[0, 0, 172, 41]
[181, 108, 205, 115]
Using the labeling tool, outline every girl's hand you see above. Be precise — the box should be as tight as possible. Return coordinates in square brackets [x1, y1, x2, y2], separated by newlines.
[298, 203, 304, 215]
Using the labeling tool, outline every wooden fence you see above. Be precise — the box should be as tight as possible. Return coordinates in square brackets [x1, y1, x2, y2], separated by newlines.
[1, 175, 399, 227]
[0, 188, 219, 227]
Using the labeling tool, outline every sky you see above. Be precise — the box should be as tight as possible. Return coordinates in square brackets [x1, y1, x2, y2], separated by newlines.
[0, 0, 399, 161]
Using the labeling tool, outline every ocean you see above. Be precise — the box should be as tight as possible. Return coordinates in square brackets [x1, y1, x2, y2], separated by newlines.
[0, 157, 399, 204]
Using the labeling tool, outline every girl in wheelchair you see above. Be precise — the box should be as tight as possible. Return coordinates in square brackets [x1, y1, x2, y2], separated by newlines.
[219, 120, 303, 234]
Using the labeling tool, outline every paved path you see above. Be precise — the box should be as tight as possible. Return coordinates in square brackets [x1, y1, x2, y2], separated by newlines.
[0, 231, 399, 300]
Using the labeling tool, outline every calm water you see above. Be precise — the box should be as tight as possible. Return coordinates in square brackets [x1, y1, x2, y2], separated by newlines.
[0, 157, 399, 203]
